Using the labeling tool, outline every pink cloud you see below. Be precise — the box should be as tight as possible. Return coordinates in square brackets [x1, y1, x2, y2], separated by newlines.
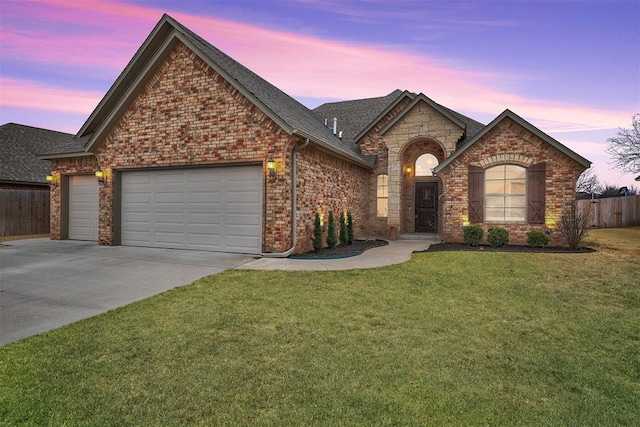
[0, 78, 102, 114]
[2, 0, 635, 136]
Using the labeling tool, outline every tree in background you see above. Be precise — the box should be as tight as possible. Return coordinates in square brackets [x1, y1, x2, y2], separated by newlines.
[576, 168, 602, 199]
[606, 114, 640, 174]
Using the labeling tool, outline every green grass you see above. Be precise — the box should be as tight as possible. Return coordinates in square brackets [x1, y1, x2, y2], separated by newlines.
[1, 228, 639, 426]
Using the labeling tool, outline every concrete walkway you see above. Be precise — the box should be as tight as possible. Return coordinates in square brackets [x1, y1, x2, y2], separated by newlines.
[238, 239, 432, 271]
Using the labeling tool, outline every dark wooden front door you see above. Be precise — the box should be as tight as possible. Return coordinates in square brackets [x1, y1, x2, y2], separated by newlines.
[415, 182, 438, 232]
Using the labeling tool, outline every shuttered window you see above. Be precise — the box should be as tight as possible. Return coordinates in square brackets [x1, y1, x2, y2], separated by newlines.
[527, 162, 546, 223]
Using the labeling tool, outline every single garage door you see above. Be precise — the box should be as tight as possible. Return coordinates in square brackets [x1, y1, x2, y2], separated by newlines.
[121, 166, 262, 254]
[68, 175, 99, 241]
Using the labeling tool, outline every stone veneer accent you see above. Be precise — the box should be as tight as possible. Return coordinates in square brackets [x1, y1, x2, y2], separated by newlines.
[373, 100, 464, 237]
[438, 117, 586, 245]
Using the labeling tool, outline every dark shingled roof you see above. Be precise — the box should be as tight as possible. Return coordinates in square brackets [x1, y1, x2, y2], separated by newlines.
[0, 123, 75, 184]
[314, 91, 486, 146]
[312, 90, 407, 145]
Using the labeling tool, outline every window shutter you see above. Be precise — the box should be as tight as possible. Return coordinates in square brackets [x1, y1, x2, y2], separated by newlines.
[527, 162, 546, 223]
[468, 165, 484, 222]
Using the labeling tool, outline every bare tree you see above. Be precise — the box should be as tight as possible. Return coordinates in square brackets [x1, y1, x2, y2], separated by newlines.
[606, 114, 640, 174]
[558, 201, 590, 249]
[576, 168, 601, 199]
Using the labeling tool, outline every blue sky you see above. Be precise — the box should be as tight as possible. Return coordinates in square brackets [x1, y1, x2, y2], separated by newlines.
[1, 0, 639, 187]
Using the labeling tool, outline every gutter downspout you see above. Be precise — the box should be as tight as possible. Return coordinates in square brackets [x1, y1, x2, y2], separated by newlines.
[261, 138, 310, 258]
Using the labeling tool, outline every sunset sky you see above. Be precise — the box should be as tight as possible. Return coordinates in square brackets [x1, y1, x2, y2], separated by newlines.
[1, 0, 639, 188]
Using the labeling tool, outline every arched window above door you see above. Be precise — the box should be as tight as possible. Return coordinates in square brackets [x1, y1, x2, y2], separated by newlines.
[415, 154, 439, 176]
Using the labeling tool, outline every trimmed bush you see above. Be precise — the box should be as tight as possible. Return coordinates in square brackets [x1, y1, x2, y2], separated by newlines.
[326, 211, 337, 248]
[526, 230, 549, 248]
[463, 225, 483, 246]
[488, 227, 509, 247]
[313, 212, 323, 252]
[347, 212, 354, 245]
[339, 213, 348, 246]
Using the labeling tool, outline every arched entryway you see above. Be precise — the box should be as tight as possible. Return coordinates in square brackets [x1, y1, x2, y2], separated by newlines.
[401, 139, 444, 233]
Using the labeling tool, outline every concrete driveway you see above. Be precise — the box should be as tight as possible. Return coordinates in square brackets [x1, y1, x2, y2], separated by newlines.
[0, 239, 255, 345]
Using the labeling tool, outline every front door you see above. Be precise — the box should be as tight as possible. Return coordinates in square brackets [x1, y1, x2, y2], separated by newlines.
[415, 182, 438, 232]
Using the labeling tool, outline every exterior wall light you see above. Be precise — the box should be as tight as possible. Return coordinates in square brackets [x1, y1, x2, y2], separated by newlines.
[267, 154, 276, 180]
[46, 174, 59, 188]
[404, 166, 412, 177]
[95, 169, 107, 185]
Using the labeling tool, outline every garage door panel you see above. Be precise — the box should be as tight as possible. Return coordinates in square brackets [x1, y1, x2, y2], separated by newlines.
[69, 175, 99, 241]
[121, 166, 262, 253]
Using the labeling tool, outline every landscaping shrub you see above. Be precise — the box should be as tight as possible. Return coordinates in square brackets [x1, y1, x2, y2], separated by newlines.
[347, 212, 354, 245]
[526, 230, 549, 248]
[488, 227, 509, 247]
[339, 213, 348, 246]
[559, 201, 590, 249]
[313, 212, 323, 252]
[463, 225, 483, 246]
[326, 211, 337, 248]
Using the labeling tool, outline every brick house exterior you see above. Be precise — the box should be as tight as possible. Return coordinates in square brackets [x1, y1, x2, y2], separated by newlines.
[42, 14, 590, 254]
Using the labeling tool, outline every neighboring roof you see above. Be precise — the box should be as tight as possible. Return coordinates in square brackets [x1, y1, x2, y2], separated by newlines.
[0, 123, 75, 184]
[434, 109, 591, 173]
[72, 14, 371, 166]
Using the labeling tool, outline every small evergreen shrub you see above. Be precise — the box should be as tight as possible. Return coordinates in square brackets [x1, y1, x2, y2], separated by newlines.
[312, 212, 323, 252]
[488, 227, 509, 247]
[526, 230, 549, 248]
[463, 225, 483, 246]
[347, 211, 354, 245]
[339, 213, 348, 246]
[326, 211, 337, 248]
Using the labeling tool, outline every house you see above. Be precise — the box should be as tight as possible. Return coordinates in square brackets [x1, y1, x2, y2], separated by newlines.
[42, 14, 590, 254]
[0, 123, 74, 236]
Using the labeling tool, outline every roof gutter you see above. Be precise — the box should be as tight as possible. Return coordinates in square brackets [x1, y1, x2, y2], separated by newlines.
[261, 137, 310, 258]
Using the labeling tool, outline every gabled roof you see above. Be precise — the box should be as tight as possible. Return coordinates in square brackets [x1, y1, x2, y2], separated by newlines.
[379, 93, 467, 135]
[0, 123, 75, 184]
[434, 109, 591, 172]
[69, 14, 371, 166]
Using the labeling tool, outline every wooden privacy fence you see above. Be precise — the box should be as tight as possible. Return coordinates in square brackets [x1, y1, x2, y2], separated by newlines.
[577, 195, 640, 229]
[0, 187, 50, 236]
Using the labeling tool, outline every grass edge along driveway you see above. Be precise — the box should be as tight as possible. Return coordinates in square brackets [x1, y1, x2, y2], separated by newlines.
[1, 228, 639, 425]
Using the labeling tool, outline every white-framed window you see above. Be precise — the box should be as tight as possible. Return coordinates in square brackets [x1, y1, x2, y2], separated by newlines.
[377, 174, 388, 217]
[485, 164, 526, 221]
[415, 153, 439, 176]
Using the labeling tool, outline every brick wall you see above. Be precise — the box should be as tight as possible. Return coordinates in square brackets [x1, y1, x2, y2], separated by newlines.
[438, 117, 587, 245]
[51, 42, 298, 252]
[295, 147, 370, 252]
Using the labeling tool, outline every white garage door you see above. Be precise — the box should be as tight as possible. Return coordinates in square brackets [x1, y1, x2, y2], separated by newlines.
[68, 175, 99, 241]
[121, 166, 262, 254]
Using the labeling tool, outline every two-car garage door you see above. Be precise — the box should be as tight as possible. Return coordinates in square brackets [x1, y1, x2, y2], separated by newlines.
[120, 166, 262, 254]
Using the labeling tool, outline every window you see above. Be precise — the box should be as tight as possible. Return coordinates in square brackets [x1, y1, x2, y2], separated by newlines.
[415, 154, 439, 176]
[485, 165, 526, 221]
[377, 174, 388, 217]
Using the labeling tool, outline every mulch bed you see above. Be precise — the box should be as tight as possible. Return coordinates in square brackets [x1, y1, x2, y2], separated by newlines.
[425, 243, 595, 253]
[291, 239, 389, 259]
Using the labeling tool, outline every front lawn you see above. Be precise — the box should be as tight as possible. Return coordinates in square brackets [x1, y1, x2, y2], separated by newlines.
[1, 228, 639, 425]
